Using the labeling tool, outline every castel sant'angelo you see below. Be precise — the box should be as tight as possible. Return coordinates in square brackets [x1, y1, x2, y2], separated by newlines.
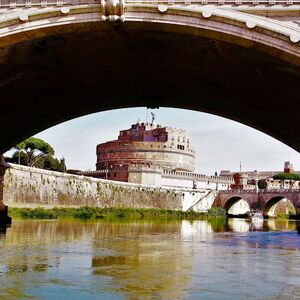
[81, 114, 232, 190]
[96, 115, 195, 183]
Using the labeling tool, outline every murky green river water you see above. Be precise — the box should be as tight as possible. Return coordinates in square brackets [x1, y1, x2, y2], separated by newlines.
[0, 218, 300, 299]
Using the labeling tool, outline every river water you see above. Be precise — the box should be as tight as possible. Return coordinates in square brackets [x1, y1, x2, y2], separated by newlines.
[0, 218, 300, 299]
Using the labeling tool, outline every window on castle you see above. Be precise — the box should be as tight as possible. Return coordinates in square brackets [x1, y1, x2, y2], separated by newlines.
[177, 145, 185, 150]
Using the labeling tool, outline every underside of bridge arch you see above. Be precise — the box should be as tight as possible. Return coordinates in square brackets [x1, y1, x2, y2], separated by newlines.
[224, 197, 250, 216]
[1, 20, 300, 152]
[264, 196, 296, 218]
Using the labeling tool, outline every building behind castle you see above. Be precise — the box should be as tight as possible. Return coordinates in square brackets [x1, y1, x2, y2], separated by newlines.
[220, 161, 300, 191]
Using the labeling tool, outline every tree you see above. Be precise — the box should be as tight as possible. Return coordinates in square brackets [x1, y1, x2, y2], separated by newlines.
[6, 137, 67, 172]
[5, 151, 27, 165]
[273, 173, 300, 181]
[258, 179, 267, 190]
[15, 137, 55, 167]
[43, 156, 66, 172]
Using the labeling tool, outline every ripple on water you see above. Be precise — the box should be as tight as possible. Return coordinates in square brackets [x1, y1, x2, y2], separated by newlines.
[216, 231, 300, 251]
[0, 219, 300, 300]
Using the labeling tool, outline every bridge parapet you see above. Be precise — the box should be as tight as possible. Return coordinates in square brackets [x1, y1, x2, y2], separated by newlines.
[219, 188, 300, 193]
[219, 189, 257, 194]
[259, 189, 300, 193]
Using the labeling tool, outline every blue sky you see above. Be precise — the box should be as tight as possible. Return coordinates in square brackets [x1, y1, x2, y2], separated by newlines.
[30, 107, 300, 175]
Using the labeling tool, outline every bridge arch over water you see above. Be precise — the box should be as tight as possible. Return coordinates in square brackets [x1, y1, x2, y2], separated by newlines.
[0, 1, 300, 152]
[263, 195, 297, 217]
[222, 195, 251, 216]
[215, 190, 300, 217]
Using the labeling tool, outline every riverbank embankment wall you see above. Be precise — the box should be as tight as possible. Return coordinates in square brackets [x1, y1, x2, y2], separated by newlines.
[3, 164, 185, 210]
[3, 164, 218, 212]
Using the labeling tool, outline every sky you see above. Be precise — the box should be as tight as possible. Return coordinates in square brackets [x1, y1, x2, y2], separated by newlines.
[18, 107, 300, 175]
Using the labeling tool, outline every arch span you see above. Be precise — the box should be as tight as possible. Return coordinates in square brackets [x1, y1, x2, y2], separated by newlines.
[223, 196, 251, 216]
[263, 196, 297, 217]
[0, 3, 300, 152]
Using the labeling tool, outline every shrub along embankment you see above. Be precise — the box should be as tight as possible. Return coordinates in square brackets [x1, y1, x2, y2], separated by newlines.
[8, 207, 227, 220]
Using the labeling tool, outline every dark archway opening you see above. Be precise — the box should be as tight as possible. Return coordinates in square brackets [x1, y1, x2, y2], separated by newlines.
[224, 197, 250, 218]
[264, 196, 296, 219]
[1, 22, 300, 153]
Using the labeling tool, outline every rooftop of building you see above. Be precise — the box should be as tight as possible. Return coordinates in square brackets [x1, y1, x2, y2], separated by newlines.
[97, 120, 192, 148]
[220, 161, 300, 179]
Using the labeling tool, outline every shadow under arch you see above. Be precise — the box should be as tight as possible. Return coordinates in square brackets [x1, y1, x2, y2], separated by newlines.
[263, 196, 297, 217]
[224, 196, 251, 216]
[0, 9, 300, 152]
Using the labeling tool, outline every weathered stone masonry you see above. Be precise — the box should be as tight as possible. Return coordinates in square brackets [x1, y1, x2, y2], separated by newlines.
[3, 164, 183, 210]
[0, 155, 9, 210]
[0, 155, 11, 227]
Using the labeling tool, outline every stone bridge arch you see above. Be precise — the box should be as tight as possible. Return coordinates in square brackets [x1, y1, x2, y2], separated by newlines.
[262, 195, 297, 217]
[221, 195, 252, 215]
[0, 3, 300, 152]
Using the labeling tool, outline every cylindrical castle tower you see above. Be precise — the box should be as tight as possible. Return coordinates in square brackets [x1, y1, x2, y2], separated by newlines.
[96, 122, 195, 182]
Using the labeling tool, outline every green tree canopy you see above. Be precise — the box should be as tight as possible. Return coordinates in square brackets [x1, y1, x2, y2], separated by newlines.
[6, 137, 66, 172]
[43, 156, 66, 172]
[258, 179, 267, 190]
[15, 137, 55, 167]
[273, 172, 300, 181]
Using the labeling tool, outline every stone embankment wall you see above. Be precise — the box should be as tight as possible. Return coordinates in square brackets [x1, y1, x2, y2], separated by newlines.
[3, 164, 183, 210]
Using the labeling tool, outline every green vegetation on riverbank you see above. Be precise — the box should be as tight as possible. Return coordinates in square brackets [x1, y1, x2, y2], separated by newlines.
[8, 207, 227, 220]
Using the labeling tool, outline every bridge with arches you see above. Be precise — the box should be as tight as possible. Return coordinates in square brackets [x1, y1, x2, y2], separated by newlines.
[213, 190, 300, 216]
[0, 0, 299, 153]
[1, 0, 300, 221]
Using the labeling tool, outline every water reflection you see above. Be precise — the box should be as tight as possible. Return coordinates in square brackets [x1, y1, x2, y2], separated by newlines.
[227, 218, 251, 232]
[91, 222, 191, 299]
[0, 218, 299, 299]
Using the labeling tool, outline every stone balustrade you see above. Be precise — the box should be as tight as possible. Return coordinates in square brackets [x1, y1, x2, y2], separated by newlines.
[162, 170, 233, 184]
